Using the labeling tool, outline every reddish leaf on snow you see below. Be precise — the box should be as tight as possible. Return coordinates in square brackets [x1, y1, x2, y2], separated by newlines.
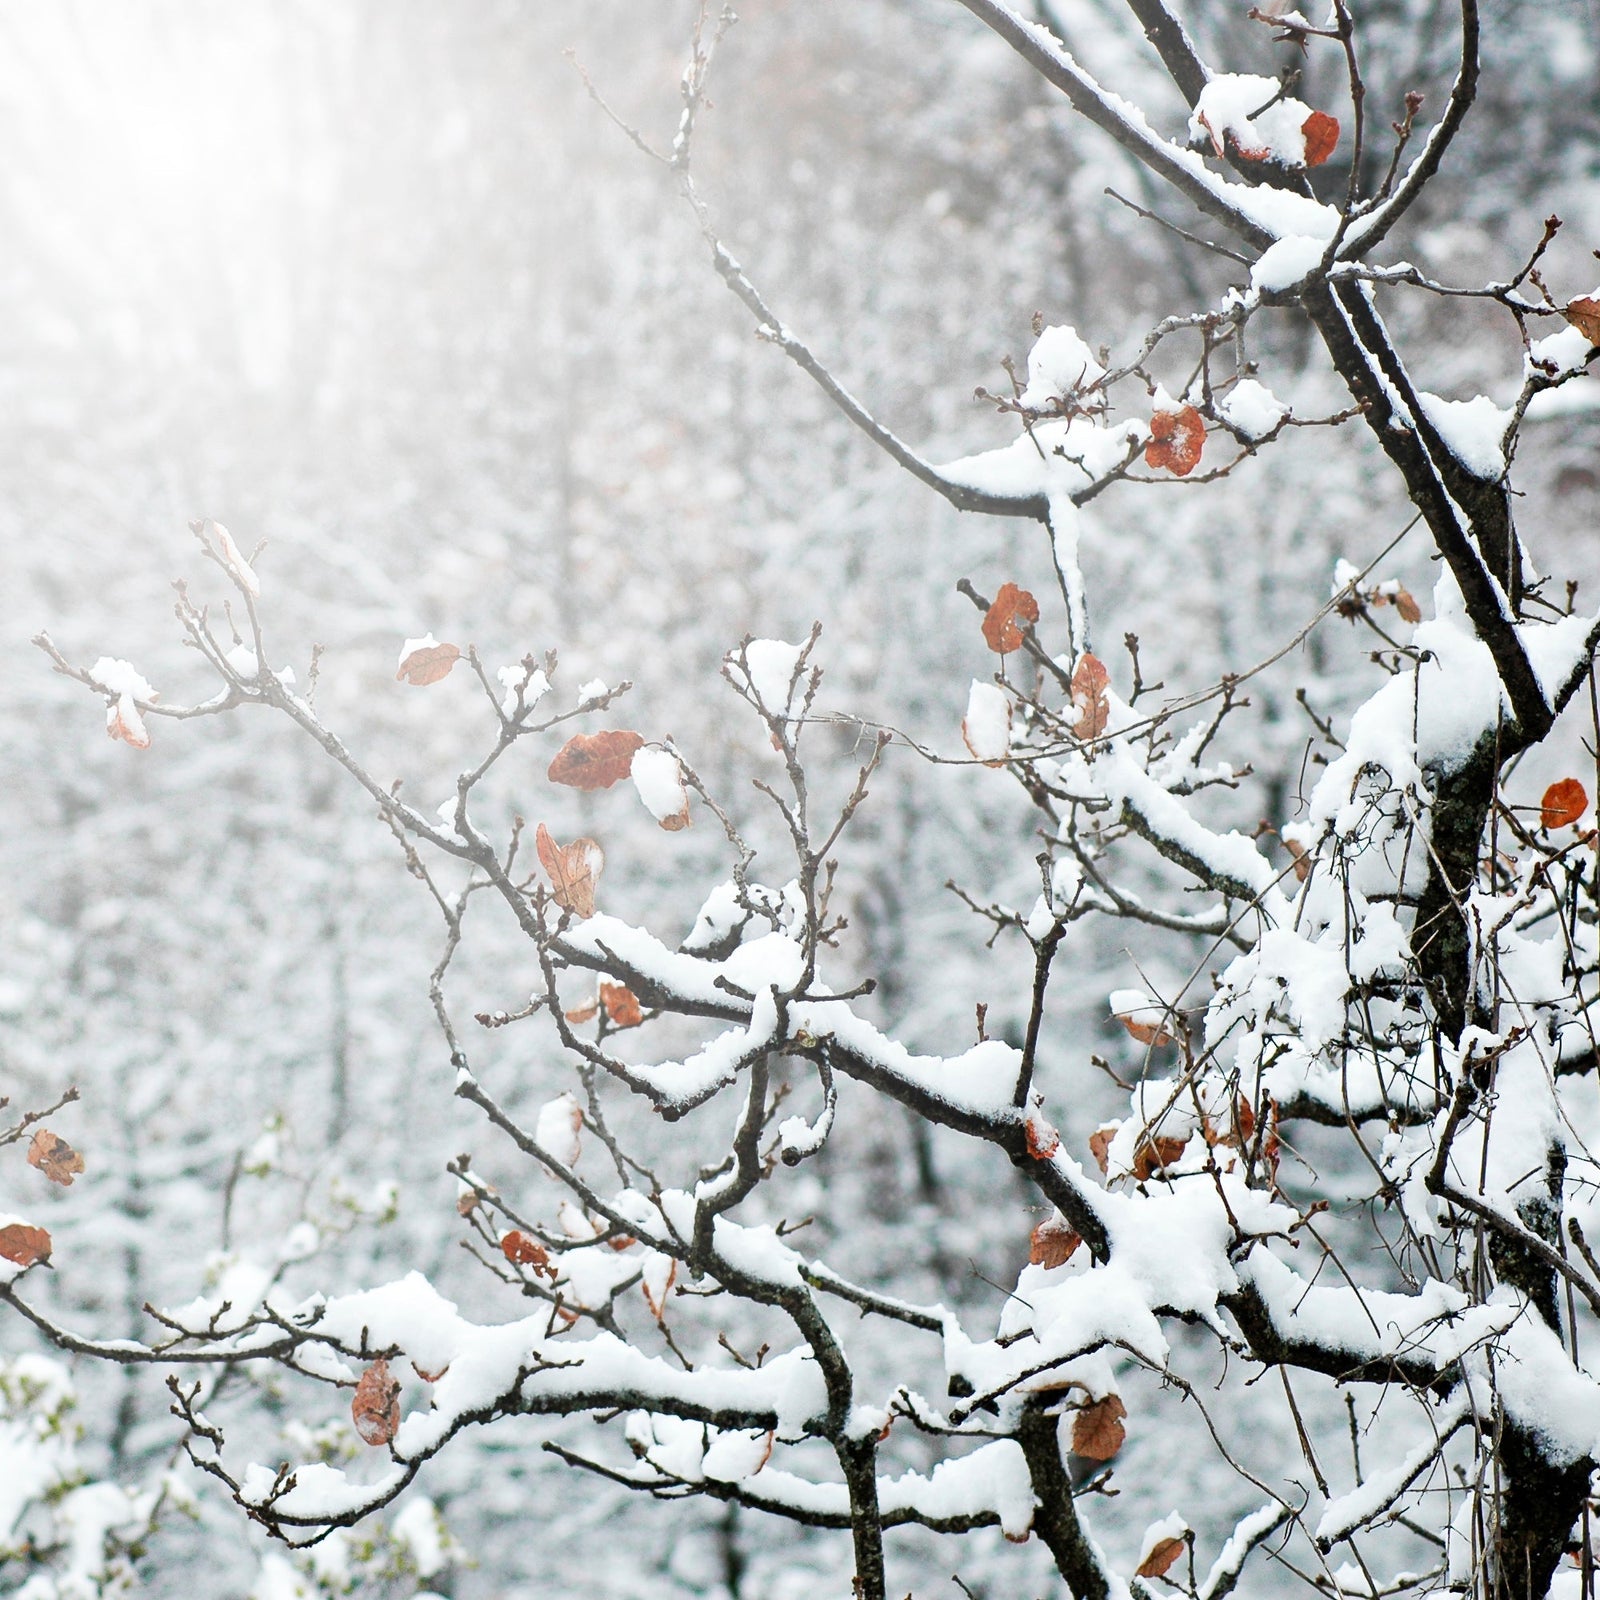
[536, 823, 603, 919]
[1137, 1536, 1189, 1580]
[106, 697, 151, 749]
[1088, 1126, 1116, 1173]
[1071, 653, 1111, 741]
[1131, 1134, 1189, 1181]
[0, 1223, 52, 1268]
[351, 1358, 401, 1447]
[1563, 297, 1600, 347]
[982, 583, 1041, 655]
[1285, 837, 1311, 882]
[395, 638, 462, 686]
[1300, 110, 1340, 167]
[547, 730, 645, 790]
[600, 982, 643, 1029]
[501, 1230, 552, 1274]
[1071, 1394, 1127, 1461]
[1542, 778, 1590, 831]
[1025, 1114, 1061, 1160]
[564, 997, 600, 1024]
[1144, 405, 1206, 477]
[27, 1130, 84, 1187]
[1029, 1217, 1082, 1269]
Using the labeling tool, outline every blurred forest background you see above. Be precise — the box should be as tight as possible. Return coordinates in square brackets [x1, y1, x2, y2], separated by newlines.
[0, 1, 1597, 1595]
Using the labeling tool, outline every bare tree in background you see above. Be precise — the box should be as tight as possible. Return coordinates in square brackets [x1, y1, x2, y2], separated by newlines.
[9, 3, 1600, 1597]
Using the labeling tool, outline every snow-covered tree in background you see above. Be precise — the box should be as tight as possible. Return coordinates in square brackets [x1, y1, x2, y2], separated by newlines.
[5, 1, 1600, 1597]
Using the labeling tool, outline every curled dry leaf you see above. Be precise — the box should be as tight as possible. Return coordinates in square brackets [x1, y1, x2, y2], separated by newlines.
[351, 1357, 401, 1448]
[210, 522, 261, 599]
[564, 997, 600, 1024]
[0, 1222, 52, 1268]
[547, 730, 645, 790]
[1029, 1217, 1082, 1269]
[981, 582, 1041, 654]
[642, 1252, 677, 1321]
[1300, 110, 1340, 167]
[536, 823, 603, 919]
[600, 982, 643, 1029]
[1136, 1536, 1189, 1581]
[395, 637, 462, 686]
[1285, 838, 1311, 882]
[1130, 1134, 1189, 1181]
[501, 1230, 552, 1274]
[1144, 405, 1205, 477]
[605, 1233, 637, 1253]
[1563, 297, 1600, 347]
[1088, 1126, 1116, 1173]
[1392, 587, 1422, 624]
[107, 697, 151, 750]
[27, 1130, 85, 1187]
[1070, 653, 1110, 741]
[412, 1361, 448, 1384]
[1541, 777, 1589, 830]
[1071, 1393, 1127, 1461]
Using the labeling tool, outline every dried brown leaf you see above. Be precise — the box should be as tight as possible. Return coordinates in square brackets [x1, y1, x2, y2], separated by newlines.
[1137, 1535, 1189, 1580]
[547, 730, 645, 791]
[351, 1358, 401, 1447]
[1563, 297, 1600, 347]
[1029, 1217, 1082, 1269]
[1071, 1394, 1127, 1461]
[501, 1230, 552, 1274]
[1070, 653, 1110, 741]
[0, 1223, 52, 1268]
[395, 640, 461, 686]
[536, 823, 603, 919]
[600, 982, 643, 1029]
[1144, 405, 1205, 477]
[27, 1130, 84, 1187]
[981, 583, 1040, 655]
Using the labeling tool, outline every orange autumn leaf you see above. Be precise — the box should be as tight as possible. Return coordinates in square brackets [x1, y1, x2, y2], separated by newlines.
[351, 1358, 401, 1447]
[564, 997, 600, 1024]
[501, 1230, 552, 1274]
[982, 583, 1040, 655]
[1144, 405, 1205, 477]
[1236, 1095, 1257, 1144]
[1025, 1114, 1060, 1160]
[27, 1130, 84, 1187]
[395, 639, 462, 686]
[547, 730, 645, 791]
[1137, 1536, 1189, 1581]
[1029, 1217, 1082, 1269]
[1071, 1394, 1127, 1461]
[1071, 653, 1110, 741]
[1116, 1009, 1174, 1048]
[1563, 297, 1600, 347]
[1392, 587, 1422, 624]
[536, 823, 603, 919]
[1300, 110, 1340, 167]
[600, 982, 643, 1029]
[1542, 778, 1590, 830]
[0, 1223, 52, 1268]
